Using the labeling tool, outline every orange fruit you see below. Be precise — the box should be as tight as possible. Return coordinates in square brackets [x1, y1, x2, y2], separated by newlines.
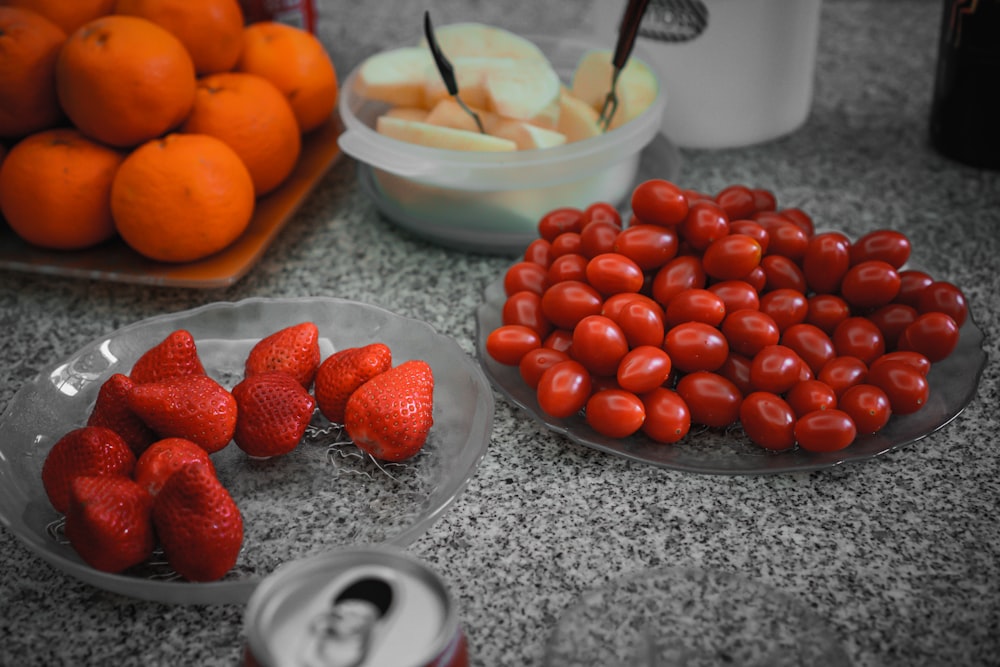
[55, 15, 196, 148]
[113, 0, 245, 75]
[0, 0, 115, 35]
[234, 21, 338, 133]
[110, 133, 255, 263]
[0, 128, 125, 250]
[0, 6, 66, 140]
[181, 72, 301, 197]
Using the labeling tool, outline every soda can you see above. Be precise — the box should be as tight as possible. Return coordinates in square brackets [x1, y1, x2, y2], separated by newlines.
[239, 0, 317, 33]
[244, 546, 469, 667]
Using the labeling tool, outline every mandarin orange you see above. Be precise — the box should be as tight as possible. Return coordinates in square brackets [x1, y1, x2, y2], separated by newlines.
[0, 6, 66, 139]
[0, 0, 115, 35]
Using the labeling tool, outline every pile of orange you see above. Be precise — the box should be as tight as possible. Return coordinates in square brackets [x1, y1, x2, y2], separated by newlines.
[0, 0, 338, 262]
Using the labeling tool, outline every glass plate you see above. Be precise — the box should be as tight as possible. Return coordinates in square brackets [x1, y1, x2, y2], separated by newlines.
[475, 276, 987, 475]
[0, 297, 494, 604]
[0, 116, 343, 289]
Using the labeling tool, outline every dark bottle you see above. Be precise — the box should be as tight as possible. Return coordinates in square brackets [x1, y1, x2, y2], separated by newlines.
[929, 0, 1000, 170]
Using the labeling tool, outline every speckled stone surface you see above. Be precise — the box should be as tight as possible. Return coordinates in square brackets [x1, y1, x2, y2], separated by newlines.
[1, 1, 999, 665]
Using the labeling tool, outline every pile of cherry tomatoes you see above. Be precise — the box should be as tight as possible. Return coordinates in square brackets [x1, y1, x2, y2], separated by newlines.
[485, 179, 969, 453]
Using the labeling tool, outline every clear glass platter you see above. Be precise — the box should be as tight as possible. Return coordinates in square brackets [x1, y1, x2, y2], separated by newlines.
[0, 297, 494, 604]
[475, 277, 987, 475]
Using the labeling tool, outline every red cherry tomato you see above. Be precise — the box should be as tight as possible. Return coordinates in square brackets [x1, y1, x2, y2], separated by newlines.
[743, 265, 767, 293]
[818, 356, 869, 397]
[794, 409, 857, 452]
[536, 360, 592, 418]
[740, 391, 796, 451]
[840, 260, 901, 309]
[641, 387, 691, 444]
[502, 290, 552, 338]
[801, 232, 851, 294]
[602, 292, 663, 321]
[612, 223, 679, 271]
[538, 207, 584, 241]
[917, 281, 968, 326]
[679, 200, 729, 250]
[866, 359, 929, 415]
[518, 347, 570, 389]
[665, 288, 727, 328]
[676, 371, 743, 428]
[523, 238, 553, 267]
[585, 389, 646, 438]
[579, 221, 621, 259]
[664, 321, 730, 373]
[617, 345, 672, 394]
[838, 384, 892, 434]
[581, 201, 622, 228]
[786, 379, 838, 417]
[543, 329, 574, 353]
[708, 280, 760, 314]
[728, 219, 770, 254]
[610, 299, 666, 348]
[585, 253, 644, 295]
[701, 234, 763, 281]
[806, 294, 851, 335]
[763, 222, 809, 261]
[759, 288, 808, 332]
[750, 188, 777, 212]
[832, 316, 885, 365]
[550, 231, 583, 257]
[760, 255, 807, 293]
[869, 350, 931, 377]
[718, 352, 754, 396]
[898, 311, 959, 362]
[504, 261, 548, 296]
[780, 323, 836, 376]
[776, 207, 814, 236]
[715, 184, 757, 219]
[867, 303, 918, 349]
[749, 344, 802, 394]
[895, 270, 935, 308]
[630, 179, 689, 226]
[570, 315, 629, 376]
[849, 229, 911, 268]
[651, 256, 707, 308]
[485, 325, 541, 366]
[541, 280, 603, 330]
[721, 309, 780, 357]
[547, 253, 589, 284]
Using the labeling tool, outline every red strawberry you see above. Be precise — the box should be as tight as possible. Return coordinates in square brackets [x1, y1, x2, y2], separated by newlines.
[130, 329, 205, 384]
[152, 462, 243, 582]
[134, 438, 216, 497]
[314, 343, 392, 424]
[344, 359, 435, 462]
[65, 475, 155, 573]
[231, 372, 316, 458]
[86, 373, 157, 457]
[41, 426, 136, 514]
[127, 374, 237, 454]
[244, 322, 321, 389]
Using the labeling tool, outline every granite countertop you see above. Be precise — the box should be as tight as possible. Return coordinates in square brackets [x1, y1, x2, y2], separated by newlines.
[2, 0, 998, 665]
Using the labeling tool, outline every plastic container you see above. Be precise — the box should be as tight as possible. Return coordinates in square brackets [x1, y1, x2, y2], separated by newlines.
[583, 0, 822, 149]
[337, 34, 674, 255]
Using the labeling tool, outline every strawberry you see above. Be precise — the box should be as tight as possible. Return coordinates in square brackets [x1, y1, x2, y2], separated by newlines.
[231, 371, 316, 458]
[86, 373, 157, 457]
[64, 475, 155, 573]
[314, 343, 392, 424]
[41, 426, 136, 514]
[344, 359, 435, 462]
[134, 437, 216, 497]
[129, 329, 205, 384]
[127, 374, 237, 454]
[152, 462, 243, 582]
[244, 322, 321, 389]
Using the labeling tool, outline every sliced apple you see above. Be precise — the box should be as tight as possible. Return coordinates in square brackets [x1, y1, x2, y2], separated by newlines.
[424, 98, 493, 133]
[570, 49, 658, 129]
[383, 106, 430, 122]
[484, 58, 561, 122]
[419, 22, 547, 61]
[557, 89, 602, 142]
[422, 56, 516, 110]
[375, 115, 517, 152]
[355, 46, 434, 108]
[490, 119, 567, 150]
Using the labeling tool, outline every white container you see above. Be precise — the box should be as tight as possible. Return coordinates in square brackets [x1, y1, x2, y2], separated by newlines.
[583, 0, 822, 149]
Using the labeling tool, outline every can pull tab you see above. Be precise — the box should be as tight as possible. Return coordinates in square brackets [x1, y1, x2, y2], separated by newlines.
[299, 577, 394, 667]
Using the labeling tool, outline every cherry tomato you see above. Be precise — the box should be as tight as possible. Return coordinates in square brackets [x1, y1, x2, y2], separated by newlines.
[701, 234, 763, 281]
[760, 255, 807, 293]
[840, 260, 901, 309]
[849, 229, 911, 268]
[676, 371, 742, 428]
[582, 201, 622, 228]
[541, 280, 602, 330]
[550, 231, 583, 257]
[612, 223, 679, 270]
[664, 321, 730, 373]
[651, 255, 707, 307]
[780, 323, 835, 375]
[759, 288, 808, 332]
[683, 188, 713, 204]
[617, 345, 672, 394]
[590, 375, 621, 394]
[715, 184, 756, 219]
[776, 207, 814, 236]
[869, 350, 931, 377]
[818, 356, 868, 397]
[543, 329, 574, 353]
[749, 344, 802, 394]
[708, 280, 760, 314]
[728, 219, 770, 254]
[570, 315, 629, 376]
[579, 221, 621, 258]
[680, 200, 729, 250]
[585, 389, 646, 438]
[602, 292, 663, 321]
[630, 179, 688, 226]
[586, 253, 644, 295]
[794, 409, 856, 452]
[523, 238, 553, 267]
[547, 253, 589, 284]
[866, 359, 929, 414]
[536, 360, 591, 418]
[502, 290, 552, 337]
[743, 265, 767, 293]
[838, 384, 892, 434]
[518, 347, 570, 389]
[898, 311, 959, 362]
[740, 391, 796, 451]
[867, 303, 918, 349]
[806, 293, 851, 335]
[485, 324, 541, 366]
[504, 261, 548, 296]
[786, 379, 838, 417]
[894, 270, 934, 308]
[763, 222, 808, 261]
[832, 316, 885, 365]
[641, 387, 691, 444]
[718, 352, 754, 396]
[750, 188, 777, 212]
[538, 207, 584, 241]
[917, 280, 968, 326]
[721, 309, 780, 357]
[801, 232, 851, 294]
[610, 299, 666, 348]
[665, 288, 727, 328]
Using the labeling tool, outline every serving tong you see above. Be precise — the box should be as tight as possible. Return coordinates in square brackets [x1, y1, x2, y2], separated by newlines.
[598, 0, 653, 131]
[423, 10, 486, 134]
